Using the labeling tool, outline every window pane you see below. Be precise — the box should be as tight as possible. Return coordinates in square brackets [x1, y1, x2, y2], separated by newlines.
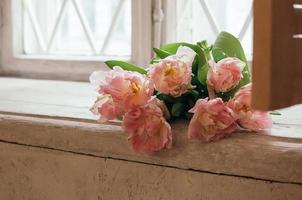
[23, 0, 131, 57]
[168, 0, 253, 58]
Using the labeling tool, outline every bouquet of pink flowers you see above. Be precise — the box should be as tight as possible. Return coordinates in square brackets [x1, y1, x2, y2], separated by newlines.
[90, 32, 272, 154]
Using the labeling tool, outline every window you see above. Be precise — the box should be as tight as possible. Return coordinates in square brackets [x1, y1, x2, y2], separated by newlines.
[1, 0, 253, 80]
[0, 0, 152, 81]
[23, 0, 131, 57]
[163, 0, 253, 59]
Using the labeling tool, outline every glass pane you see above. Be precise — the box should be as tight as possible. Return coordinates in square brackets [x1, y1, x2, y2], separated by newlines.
[170, 0, 253, 58]
[23, 0, 132, 57]
[52, 0, 92, 55]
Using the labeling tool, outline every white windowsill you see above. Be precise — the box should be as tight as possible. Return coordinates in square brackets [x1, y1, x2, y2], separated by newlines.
[14, 54, 131, 62]
[0, 77, 302, 184]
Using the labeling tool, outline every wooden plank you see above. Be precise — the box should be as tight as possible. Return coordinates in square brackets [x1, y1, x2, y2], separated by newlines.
[273, 103, 302, 125]
[296, 38, 302, 75]
[0, 77, 95, 108]
[295, 8, 302, 34]
[1, 77, 302, 128]
[0, 99, 97, 120]
[1, 142, 302, 200]
[293, 78, 302, 104]
[294, 38, 302, 103]
[252, 0, 273, 109]
[0, 78, 97, 120]
[253, 0, 295, 110]
[0, 78, 302, 184]
[295, 0, 302, 4]
[0, 114, 302, 184]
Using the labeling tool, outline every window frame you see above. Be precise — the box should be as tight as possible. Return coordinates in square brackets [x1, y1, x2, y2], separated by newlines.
[0, 0, 153, 81]
[0, 0, 255, 82]
[162, 0, 254, 61]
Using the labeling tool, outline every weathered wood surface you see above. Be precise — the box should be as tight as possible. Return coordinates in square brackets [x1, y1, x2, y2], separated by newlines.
[0, 78, 301, 137]
[0, 78, 97, 120]
[295, 6, 302, 34]
[1, 113, 302, 185]
[1, 142, 302, 200]
[0, 78, 302, 184]
[295, 0, 302, 4]
[253, 0, 302, 109]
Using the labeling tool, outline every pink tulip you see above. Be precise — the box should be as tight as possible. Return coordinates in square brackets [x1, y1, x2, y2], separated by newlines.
[90, 67, 154, 122]
[207, 57, 245, 93]
[152, 97, 171, 120]
[238, 112, 272, 131]
[188, 98, 237, 142]
[123, 99, 172, 154]
[90, 96, 123, 123]
[148, 46, 196, 97]
[227, 84, 272, 131]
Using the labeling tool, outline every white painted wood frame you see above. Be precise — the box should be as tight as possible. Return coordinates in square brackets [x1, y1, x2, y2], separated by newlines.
[0, 0, 153, 81]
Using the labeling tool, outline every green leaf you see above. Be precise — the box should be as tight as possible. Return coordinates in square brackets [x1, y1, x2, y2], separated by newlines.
[270, 111, 282, 115]
[188, 99, 195, 108]
[171, 103, 185, 117]
[185, 112, 193, 119]
[160, 42, 199, 54]
[195, 46, 209, 85]
[213, 32, 251, 98]
[197, 40, 208, 49]
[197, 40, 212, 60]
[213, 31, 248, 63]
[211, 49, 228, 63]
[188, 90, 199, 99]
[150, 58, 161, 64]
[191, 57, 199, 74]
[157, 93, 175, 103]
[105, 60, 147, 74]
[153, 48, 172, 59]
[197, 63, 209, 85]
[191, 75, 200, 85]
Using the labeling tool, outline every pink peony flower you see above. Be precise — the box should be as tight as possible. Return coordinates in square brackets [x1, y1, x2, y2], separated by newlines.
[148, 46, 196, 97]
[90, 96, 123, 123]
[152, 97, 171, 120]
[227, 83, 272, 131]
[188, 98, 237, 142]
[90, 67, 154, 122]
[122, 99, 172, 154]
[207, 57, 245, 93]
[238, 112, 272, 131]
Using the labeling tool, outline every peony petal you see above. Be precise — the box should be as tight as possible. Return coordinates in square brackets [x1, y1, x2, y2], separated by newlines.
[89, 69, 110, 90]
[90, 95, 109, 115]
[207, 57, 244, 93]
[123, 99, 172, 154]
[176, 46, 196, 65]
[188, 98, 237, 142]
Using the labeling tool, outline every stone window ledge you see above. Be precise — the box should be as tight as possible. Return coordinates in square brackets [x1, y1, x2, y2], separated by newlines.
[0, 77, 302, 185]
